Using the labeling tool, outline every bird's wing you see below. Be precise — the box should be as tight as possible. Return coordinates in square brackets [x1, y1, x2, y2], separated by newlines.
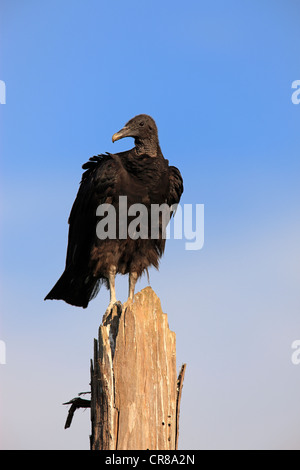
[65, 153, 123, 267]
[167, 166, 184, 207]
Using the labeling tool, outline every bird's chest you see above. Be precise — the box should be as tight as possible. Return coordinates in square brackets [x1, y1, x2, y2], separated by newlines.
[121, 158, 168, 205]
[132, 169, 168, 205]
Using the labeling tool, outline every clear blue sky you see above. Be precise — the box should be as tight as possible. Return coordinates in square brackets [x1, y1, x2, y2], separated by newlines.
[1, 0, 300, 449]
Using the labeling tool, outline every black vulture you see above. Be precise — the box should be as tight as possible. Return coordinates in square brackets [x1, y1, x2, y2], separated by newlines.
[45, 114, 183, 314]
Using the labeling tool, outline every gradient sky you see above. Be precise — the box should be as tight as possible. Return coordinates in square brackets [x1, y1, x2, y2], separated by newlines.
[1, 0, 300, 450]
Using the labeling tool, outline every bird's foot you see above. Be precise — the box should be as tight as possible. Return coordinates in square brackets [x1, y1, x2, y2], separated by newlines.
[102, 300, 123, 325]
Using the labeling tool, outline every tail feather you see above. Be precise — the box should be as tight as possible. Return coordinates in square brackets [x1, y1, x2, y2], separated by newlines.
[44, 267, 101, 308]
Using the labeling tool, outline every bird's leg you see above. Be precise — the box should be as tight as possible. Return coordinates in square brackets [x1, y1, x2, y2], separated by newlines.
[128, 271, 138, 301]
[102, 266, 117, 323]
[102, 266, 122, 324]
[107, 265, 117, 309]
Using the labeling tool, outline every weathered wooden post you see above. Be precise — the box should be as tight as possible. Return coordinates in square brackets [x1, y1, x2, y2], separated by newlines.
[90, 287, 186, 450]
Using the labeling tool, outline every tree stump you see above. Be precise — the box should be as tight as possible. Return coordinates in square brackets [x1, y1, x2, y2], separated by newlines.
[90, 287, 186, 450]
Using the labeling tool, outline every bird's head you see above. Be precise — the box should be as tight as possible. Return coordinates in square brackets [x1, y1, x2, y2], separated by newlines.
[112, 114, 160, 156]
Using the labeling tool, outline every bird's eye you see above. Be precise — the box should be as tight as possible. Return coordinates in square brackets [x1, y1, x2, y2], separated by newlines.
[139, 121, 144, 127]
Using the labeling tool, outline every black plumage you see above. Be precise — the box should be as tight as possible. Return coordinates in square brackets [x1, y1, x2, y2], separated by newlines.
[45, 114, 183, 311]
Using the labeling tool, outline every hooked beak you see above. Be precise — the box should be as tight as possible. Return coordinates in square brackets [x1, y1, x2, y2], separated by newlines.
[112, 126, 132, 143]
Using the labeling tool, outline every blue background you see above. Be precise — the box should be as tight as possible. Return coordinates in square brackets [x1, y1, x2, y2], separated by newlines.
[1, 0, 300, 449]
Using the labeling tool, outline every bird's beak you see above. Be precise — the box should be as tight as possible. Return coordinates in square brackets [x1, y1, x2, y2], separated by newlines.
[112, 126, 132, 143]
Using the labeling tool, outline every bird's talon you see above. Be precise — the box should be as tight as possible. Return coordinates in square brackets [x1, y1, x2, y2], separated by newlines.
[102, 301, 123, 324]
[102, 306, 113, 324]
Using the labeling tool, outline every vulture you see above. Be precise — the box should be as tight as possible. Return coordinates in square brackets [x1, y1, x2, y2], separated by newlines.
[45, 114, 183, 314]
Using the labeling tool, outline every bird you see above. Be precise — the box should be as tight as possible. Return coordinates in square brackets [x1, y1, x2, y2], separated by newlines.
[45, 114, 183, 316]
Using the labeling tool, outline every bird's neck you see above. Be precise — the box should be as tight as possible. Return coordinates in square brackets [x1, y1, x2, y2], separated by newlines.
[135, 137, 162, 157]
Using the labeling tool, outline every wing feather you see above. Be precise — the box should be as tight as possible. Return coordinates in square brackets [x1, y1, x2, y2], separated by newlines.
[167, 166, 184, 207]
[66, 153, 121, 267]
